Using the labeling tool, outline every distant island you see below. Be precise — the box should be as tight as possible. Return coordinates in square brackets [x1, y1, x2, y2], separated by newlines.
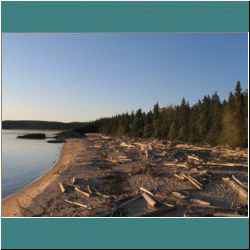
[2, 120, 85, 131]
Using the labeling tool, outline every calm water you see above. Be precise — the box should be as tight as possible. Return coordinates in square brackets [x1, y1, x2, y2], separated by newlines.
[1, 129, 62, 199]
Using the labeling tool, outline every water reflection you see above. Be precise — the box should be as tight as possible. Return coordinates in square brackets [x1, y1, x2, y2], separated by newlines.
[1, 130, 62, 198]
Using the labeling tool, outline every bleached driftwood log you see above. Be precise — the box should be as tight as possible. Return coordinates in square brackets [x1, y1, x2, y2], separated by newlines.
[174, 173, 185, 180]
[223, 177, 248, 203]
[120, 142, 135, 148]
[59, 182, 66, 193]
[74, 186, 91, 197]
[190, 199, 211, 207]
[181, 173, 202, 189]
[206, 162, 248, 168]
[63, 199, 90, 209]
[188, 175, 203, 187]
[172, 192, 187, 199]
[232, 175, 248, 189]
[187, 155, 200, 162]
[140, 187, 154, 197]
[142, 192, 158, 208]
[72, 176, 77, 185]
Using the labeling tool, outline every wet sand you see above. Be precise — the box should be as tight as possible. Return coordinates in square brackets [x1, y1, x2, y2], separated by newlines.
[1, 139, 80, 217]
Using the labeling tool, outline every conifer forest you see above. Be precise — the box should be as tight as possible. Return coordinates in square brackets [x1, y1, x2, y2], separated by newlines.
[80, 81, 248, 149]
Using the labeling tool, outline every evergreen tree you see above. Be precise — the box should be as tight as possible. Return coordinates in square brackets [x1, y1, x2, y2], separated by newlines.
[206, 91, 222, 145]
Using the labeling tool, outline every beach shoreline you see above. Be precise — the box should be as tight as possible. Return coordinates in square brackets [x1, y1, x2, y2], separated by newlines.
[2, 134, 247, 217]
[1, 139, 73, 217]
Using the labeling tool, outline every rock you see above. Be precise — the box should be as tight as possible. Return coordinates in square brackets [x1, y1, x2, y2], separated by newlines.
[17, 133, 46, 139]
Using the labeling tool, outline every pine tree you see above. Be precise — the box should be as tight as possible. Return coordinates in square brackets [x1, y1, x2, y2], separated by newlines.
[206, 91, 222, 145]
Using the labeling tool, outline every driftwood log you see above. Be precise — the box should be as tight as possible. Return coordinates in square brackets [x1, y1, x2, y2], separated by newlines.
[223, 177, 248, 204]
[74, 186, 91, 197]
[142, 193, 159, 208]
[181, 173, 202, 189]
[63, 199, 90, 209]
[59, 182, 66, 193]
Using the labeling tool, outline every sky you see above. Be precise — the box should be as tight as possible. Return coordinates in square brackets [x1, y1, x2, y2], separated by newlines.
[1, 33, 248, 123]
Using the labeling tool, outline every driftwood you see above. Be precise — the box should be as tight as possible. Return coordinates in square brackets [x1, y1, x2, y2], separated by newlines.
[59, 182, 66, 193]
[176, 163, 188, 169]
[174, 173, 185, 180]
[140, 187, 173, 208]
[190, 199, 211, 207]
[172, 192, 187, 199]
[63, 198, 90, 209]
[120, 142, 135, 148]
[206, 162, 248, 168]
[187, 155, 200, 162]
[90, 184, 110, 198]
[181, 173, 202, 189]
[95, 191, 110, 199]
[142, 193, 159, 208]
[140, 187, 154, 197]
[188, 175, 203, 187]
[74, 186, 91, 197]
[72, 176, 77, 185]
[85, 178, 93, 195]
[223, 177, 248, 203]
[164, 162, 177, 167]
[232, 175, 248, 189]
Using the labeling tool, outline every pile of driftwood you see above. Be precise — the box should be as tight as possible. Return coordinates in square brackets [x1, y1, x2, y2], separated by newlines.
[54, 134, 248, 217]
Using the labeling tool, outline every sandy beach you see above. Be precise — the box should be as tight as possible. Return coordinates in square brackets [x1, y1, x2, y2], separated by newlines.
[1, 138, 84, 217]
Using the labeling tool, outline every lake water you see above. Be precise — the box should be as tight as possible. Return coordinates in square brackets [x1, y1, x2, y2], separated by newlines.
[1, 129, 62, 199]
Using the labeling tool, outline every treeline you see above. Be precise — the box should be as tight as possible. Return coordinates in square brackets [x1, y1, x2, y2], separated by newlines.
[2, 120, 86, 130]
[79, 81, 248, 148]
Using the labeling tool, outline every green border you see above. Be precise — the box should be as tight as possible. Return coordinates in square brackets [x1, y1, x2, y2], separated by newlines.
[1, 218, 249, 249]
[1, 1, 249, 249]
[1, 1, 249, 32]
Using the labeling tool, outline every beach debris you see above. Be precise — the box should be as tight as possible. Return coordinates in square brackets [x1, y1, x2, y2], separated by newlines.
[190, 199, 211, 207]
[176, 163, 188, 169]
[172, 192, 187, 199]
[180, 173, 203, 189]
[17, 133, 247, 218]
[142, 192, 160, 208]
[74, 186, 91, 197]
[206, 162, 248, 168]
[139, 187, 155, 197]
[72, 176, 77, 185]
[232, 175, 248, 190]
[120, 142, 135, 149]
[187, 155, 201, 162]
[63, 198, 91, 209]
[139, 187, 173, 208]
[223, 177, 248, 203]
[59, 182, 66, 193]
[174, 173, 185, 180]
[85, 178, 93, 195]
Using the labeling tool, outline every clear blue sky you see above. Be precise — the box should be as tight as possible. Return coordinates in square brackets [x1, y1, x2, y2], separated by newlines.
[2, 33, 248, 122]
